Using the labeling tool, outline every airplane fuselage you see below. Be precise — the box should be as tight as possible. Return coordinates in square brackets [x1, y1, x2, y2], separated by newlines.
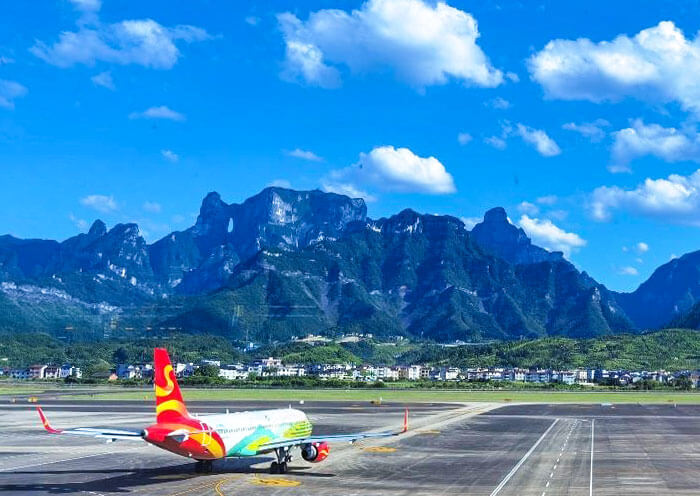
[143, 408, 312, 460]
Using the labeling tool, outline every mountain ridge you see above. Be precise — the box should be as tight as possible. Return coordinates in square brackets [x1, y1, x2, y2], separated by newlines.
[0, 186, 687, 341]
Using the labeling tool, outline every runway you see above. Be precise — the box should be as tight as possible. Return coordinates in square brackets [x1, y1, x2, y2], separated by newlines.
[2, 400, 700, 495]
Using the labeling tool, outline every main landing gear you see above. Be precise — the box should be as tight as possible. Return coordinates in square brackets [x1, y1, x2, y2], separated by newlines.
[194, 460, 213, 473]
[270, 447, 292, 474]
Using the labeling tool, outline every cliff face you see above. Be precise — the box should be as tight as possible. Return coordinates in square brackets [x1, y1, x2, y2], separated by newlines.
[0, 187, 634, 341]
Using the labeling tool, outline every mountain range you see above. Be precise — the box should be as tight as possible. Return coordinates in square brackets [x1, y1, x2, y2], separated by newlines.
[2, 186, 700, 342]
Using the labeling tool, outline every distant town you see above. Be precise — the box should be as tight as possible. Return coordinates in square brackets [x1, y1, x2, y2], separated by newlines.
[3, 355, 698, 389]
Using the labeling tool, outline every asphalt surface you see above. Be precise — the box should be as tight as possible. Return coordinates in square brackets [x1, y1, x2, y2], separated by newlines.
[2, 400, 700, 495]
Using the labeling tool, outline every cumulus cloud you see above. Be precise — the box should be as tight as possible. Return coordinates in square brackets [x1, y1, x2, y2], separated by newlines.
[321, 181, 375, 201]
[517, 201, 539, 216]
[0, 80, 27, 109]
[518, 215, 586, 257]
[286, 148, 323, 161]
[485, 97, 510, 109]
[325, 145, 456, 196]
[160, 149, 179, 162]
[32, 17, 209, 69]
[460, 216, 481, 230]
[637, 241, 649, 253]
[619, 266, 639, 276]
[80, 194, 117, 213]
[130, 106, 185, 121]
[484, 136, 506, 150]
[143, 201, 162, 213]
[610, 120, 700, 171]
[513, 124, 561, 157]
[278, 0, 503, 90]
[457, 132, 473, 145]
[91, 70, 114, 89]
[562, 119, 609, 142]
[537, 195, 558, 205]
[68, 213, 89, 231]
[590, 169, 700, 224]
[528, 21, 700, 115]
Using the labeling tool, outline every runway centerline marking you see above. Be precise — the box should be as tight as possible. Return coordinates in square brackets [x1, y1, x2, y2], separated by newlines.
[489, 418, 560, 496]
[590, 418, 595, 496]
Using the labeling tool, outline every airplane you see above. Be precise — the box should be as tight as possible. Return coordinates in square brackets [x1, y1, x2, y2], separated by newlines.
[37, 347, 408, 474]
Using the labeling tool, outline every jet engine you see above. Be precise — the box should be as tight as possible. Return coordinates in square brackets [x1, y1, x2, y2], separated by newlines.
[301, 442, 330, 463]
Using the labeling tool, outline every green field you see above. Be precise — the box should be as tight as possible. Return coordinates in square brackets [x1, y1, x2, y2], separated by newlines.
[49, 387, 700, 404]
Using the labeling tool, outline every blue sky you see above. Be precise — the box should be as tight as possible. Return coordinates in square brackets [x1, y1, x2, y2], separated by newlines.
[3, 0, 700, 292]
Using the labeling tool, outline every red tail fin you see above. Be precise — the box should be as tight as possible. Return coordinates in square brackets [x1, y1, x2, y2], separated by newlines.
[154, 348, 189, 423]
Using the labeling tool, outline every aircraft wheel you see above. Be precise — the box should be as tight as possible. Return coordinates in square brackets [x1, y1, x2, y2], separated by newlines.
[270, 461, 279, 474]
[279, 462, 288, 474]
[194, 461, 203, 473]
[204, 460, 213, 473]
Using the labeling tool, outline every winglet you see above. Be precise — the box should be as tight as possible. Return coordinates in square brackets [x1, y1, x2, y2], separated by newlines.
[37, 406, 62, 434]
[402, 408, 409, 434]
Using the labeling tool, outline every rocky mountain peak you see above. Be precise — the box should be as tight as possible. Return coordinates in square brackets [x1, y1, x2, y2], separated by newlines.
[88, 219, 107, 238]
[471, 207, 562, 265]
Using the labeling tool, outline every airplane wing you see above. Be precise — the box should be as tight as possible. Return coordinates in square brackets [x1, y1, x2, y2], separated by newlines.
[37, 406, 144, 441]
[258, 408, 408, 451]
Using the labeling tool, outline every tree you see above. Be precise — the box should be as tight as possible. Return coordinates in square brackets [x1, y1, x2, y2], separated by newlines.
[194, 364, 220, 378]
[113, 347, 129, 364]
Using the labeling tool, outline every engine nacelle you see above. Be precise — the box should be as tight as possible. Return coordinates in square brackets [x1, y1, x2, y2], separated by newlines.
[301, 442, 330, 463]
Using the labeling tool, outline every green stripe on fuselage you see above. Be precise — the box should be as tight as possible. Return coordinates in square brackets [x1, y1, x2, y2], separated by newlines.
[225, 420, 313, 457]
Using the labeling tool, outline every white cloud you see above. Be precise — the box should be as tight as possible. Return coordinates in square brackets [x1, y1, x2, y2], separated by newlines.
[143, 201, 162, 213]
[505, 71, 519, 83]
[637, 241, 649, 253]
[32, 18, 209, 70]
[0, 56, 15, 65]
[484, 136, 506, 150]
[513, 123, 561, 157]
[91, 71, 114, 90]
[562, 119, 609, 142]
[457, 132, 472, 145]
[130, 106, 185, 121]
[536, 195, 558, 205]
[460, 216, 481, 229]
[485, 97, 510, 109]
[619, 266, 639, 276]
[0, 80, 27, 109]
[528, 21, 700, 115]
[518, 215, 586, 257]
[161, 149, 179, 162]
[286, 148, 323, 161]
[610, 119, 700, 169]
[590, 169, 700, 224]
[68, 213, 89, 230]
[245, 16, 260, 26]
[517, 201, 539, 216]
[321, 181, 375, 201]
[326, 145, 456, 195]
[278, 0, 503, 90]
[80, 194, 117, 213]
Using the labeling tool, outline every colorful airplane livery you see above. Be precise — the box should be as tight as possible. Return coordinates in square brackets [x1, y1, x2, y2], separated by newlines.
[37, 347, 408, 474]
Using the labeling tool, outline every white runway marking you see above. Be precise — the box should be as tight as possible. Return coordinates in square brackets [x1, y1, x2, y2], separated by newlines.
[0, 447, 140, 472]
[489, 418, 559, 496]
[590, 419, 595, 496]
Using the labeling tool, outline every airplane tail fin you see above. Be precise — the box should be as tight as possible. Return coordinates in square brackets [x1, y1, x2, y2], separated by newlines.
[154, 348, 190, 423]
[402, 408, 409, 433]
